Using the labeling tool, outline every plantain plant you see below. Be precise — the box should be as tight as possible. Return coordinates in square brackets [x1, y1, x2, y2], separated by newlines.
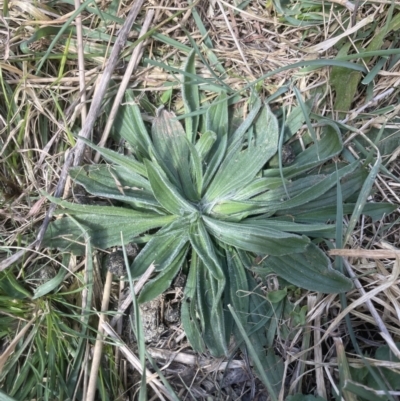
[44, 52, 391, 357]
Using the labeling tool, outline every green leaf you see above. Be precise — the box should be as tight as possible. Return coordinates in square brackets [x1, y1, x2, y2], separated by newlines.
[227, 96, 262, 149]
[204, 103, 279, 202]
[113, 90, 154, 160]
[276, 166, 367, 216]
[286, 395, 327, 401]
[234, 177, 286, 200]
[130, 219, 189, 278]
[282, 102, 312, 142]
[75, 136, 147, 177]
[144, 158, 197, 215]
[32, 268, 67, 300]
[344, 135, 382, 245]
[203, 217, 309, 256]
[196, 259, 228, 356]
[267, 289, 287, 304]
[203, 92, 229, 189]
[43, 200, 177, 254]
[151, 108, 197, 200]
[343, 381, 387, 401]
[258, 162, 360, 213]
[186, 138, 203, 197]
[264, 243, 353, 293]
[275, 202, 396, 224]
[138, 244, 189, 303]
[264, 126, 343, 179]
[70, 164, 150, 192]
[181, 251, 205, 352]
[246, 218, 336, 238]
[189, 220, 225, 284]
[182, 50, 200, 142]
[330, 43, 361, 113]
[69, 165, 160, 210]
[195, 130, 217, 161]
[225, 248, 249, 327]
[0, 389, 19, 401]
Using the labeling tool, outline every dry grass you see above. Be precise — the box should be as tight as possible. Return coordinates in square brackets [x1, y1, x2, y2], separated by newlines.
[1, 0, 400, 400]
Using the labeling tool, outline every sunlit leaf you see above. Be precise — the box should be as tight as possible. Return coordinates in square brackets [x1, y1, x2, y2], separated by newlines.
[145, 159, 196, 215]
[152, 109, 197, 200]
[203, 216, 310, 255]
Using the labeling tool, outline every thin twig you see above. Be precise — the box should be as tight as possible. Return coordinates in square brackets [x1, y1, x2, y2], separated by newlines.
[342, 258, 400, 359]
[86, 271, 113, 401]
[110, 262, 156, 327]
[34, 1, 145, 249]
[216, 0, 254, 77]
[74, 0, 87, 123]
[329, 249, 400, 259]
[101, 322, 170, 401]
[73, 0, 146, 166]
[94, 10, 154, 163]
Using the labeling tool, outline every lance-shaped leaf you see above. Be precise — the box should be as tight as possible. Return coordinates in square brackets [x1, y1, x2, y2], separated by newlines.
[70, 165, 151, 192]
[227, 96, 262, 150]
[145, 159, 197, 216]
[181, 251, 205, 353]
[195, 130, 217, 161]
[203, 216, 309, 256]
[264, 243, 353, 293]
[225, 247, 249, 328]
[130, 218, 190, 278]
[196, 258, 229, 356]
[234, 177, 286, 201]
[245, 218, 336, 238]
[256, 162, 360, 213]
[69, 165, 160, 210]
[182, 50, 200, 142]
[138, 244, 189, 303]
[205, 103, 279, 202]
[279, 202, 397, 224]
[264, 127, 343, 179]
[76, 136, 147, 177]
[189, 220, 225, 283]
[151, 109, 197, 200]
[276, 166, 367, 216]
[43, 201, 177, 254]
[113, 90, 154, 160]
[203, 92, 229, 189]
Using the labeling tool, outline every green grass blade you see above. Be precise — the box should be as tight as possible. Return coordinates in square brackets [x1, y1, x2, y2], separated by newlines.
[36, 0, 96, 72]
[344, 138, 382, 245]
[228, 305, 278, 401]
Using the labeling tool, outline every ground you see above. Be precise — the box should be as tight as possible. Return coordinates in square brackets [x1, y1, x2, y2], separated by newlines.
[0, 1, 400, 400]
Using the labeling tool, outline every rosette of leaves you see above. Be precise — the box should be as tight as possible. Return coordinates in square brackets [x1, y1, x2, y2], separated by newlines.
[44, 53, 390, 357]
